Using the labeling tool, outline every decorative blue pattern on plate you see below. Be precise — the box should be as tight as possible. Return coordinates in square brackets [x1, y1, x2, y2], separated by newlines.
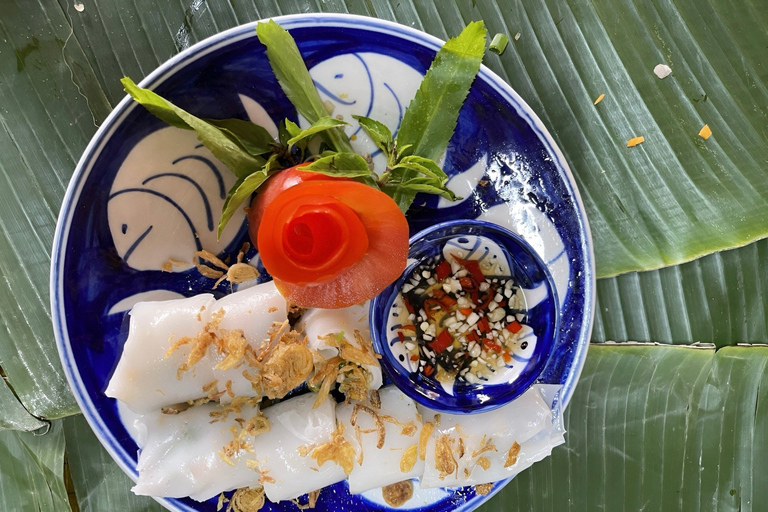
[51, 14, 595, 512]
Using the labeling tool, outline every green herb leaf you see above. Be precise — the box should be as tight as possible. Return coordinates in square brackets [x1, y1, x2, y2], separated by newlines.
[204, 118, 275, 156]
[394, 181, 457, 200]
[122, 77, 263, 179]
[217, 169, 274, 238]
[381, 154, 455, 211]
[390, 21, 486, 211]
[392, 155, 450, 182]
[279, 119, 302, 145]
[396, 174, 457, 200]
[351, 114, 393, 155]
[397, 144, 413, 156]
[489, 33, 509, 55]
[263, 152, 283, 173]
[382, 186, 417, 212]
[287, 116, 348, 147]
[303, 152, 374, 178]
[395, 21, 487, 161]
[256, 21, 354, 154]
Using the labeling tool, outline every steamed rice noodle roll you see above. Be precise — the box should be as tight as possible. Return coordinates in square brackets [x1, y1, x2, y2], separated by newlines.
[131, 402, 265, 502]
[335, 386, 425, 494]
[418, 385, 565, 488]
[249, 393, 346, 502]
[106, 281, 287, 414]
[298, 301, 382, 390]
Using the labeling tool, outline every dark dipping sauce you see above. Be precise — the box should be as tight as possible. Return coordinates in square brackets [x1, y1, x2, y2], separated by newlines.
[392, 251, 529, 386]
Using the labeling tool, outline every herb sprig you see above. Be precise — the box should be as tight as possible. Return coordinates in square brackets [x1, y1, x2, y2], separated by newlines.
[122, 20, 487, 236]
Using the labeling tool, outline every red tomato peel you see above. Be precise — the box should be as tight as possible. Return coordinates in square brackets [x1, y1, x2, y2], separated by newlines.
[257, 180, 409, 309]
[247, 165, 349, 244]
[260, 193, 368, 283]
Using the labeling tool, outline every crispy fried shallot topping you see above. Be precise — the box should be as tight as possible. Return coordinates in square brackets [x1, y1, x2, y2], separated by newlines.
[434, 434, 459, 480]
[350, 403, 386, 449]
[475, 483, 493, 496]
[419, 422, 434, 461]
[382, 480, 413, 507]
[258, 470, 275, 485]
[471, 435, 498, 458]
[291, 489, 321, 510]
[369, 389, 381, 409]
[166, 310, 252, 381]
[309, 330, 379, 406]
[259, 324, 313, 399]
[225, 487, 266, 512]
[309, 423, 356, 475]
[504, 441, 521, 468]
[195, 244, 260, 288]
[400, 444, 418, 473]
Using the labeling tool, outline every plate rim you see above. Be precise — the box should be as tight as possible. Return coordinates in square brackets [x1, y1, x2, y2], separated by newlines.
[50, 12, 595, 512]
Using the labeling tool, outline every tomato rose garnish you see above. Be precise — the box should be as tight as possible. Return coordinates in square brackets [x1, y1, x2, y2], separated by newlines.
[247, 165, 350, 244]
[257, 180, 408, 308]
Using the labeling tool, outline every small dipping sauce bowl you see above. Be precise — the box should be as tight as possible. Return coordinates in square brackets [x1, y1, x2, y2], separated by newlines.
[370, 220, 560, 414]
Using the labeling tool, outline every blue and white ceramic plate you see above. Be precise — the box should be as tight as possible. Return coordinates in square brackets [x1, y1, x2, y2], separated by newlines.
[51, 13, 595, 512]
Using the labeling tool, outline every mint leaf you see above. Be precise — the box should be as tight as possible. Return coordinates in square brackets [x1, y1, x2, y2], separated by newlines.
[287, 116, 348, 147]
[303, 152, 373, 178]
[263, 152, 283, 173]
[217, 169, 275, 238]
[352, 115, 393, 155]
[122, 77, 264, 179]
[205, 118, 275, 156]
[256, 20, 354, 154]
[396, 21, 487, 161]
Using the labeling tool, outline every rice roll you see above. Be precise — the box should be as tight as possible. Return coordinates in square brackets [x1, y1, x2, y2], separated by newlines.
[299, 301, 382, 390]
[106, 281, 286, 414]
[418, 385, 564, 488]
[335, 386, 425, 494]
[250, 393, 346, 502]
[132, 401, 265, 502]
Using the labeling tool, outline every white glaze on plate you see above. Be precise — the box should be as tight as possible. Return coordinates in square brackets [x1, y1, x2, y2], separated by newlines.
[306, 52, 424, 173]
[107, 95, 274, 272]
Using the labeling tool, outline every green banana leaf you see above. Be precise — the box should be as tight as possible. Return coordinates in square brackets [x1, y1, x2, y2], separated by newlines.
[63, 415, 163, 512]
[64, 0, 768, 278]
[483, 344, 768, 512]
[0, 375, 45, 432]
[0, 0, 766, 511]
[0, 0, 111, 419]
[1, 0, 766, 418]
[59, 344, 768, 512]
[593, 238, 768, 346]
[0, 420, 69, 511]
